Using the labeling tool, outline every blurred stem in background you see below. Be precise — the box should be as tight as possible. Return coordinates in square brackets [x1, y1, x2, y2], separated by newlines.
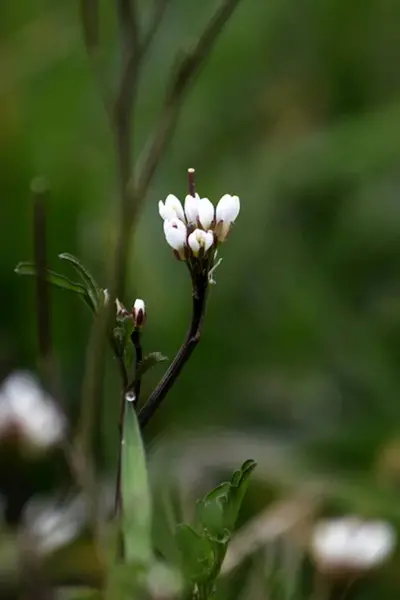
[77, 0, 243, 551]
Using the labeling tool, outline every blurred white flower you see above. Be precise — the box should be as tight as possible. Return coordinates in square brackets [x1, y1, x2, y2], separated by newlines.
[184, 193, 201, 224]
[310, 516, 396, 574]
[188, 229, 214, 256]
[0, 372, 66, 450]
[197, 197, 215, 230]
[215, 194, 240, 241]
[164, 218, 187, 259]
[159, 194, 185, 222]
[25, 496, 85, 554]
[133, 298, 146, 327]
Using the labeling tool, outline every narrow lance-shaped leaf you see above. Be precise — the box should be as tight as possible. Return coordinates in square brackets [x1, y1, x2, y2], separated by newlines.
[121, 400, 152, 565]
[15, 262, 94, 311]
[58, 252, 101, 311]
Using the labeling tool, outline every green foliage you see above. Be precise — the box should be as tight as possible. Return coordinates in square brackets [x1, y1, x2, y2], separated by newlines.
[58, 253, 102, 312]
[175, 460, 257, 598]
[15, 254, 102, 314]
[121, 399, 153, 566]
[175, 524, 216, 583]
[14, 261, 93, 310]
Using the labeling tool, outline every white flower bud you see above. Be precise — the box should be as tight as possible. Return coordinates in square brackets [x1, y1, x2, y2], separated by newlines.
[215, 194, 240, 241]
[132, 298, 146, 327]
[159, 194, 185, 222]
[164, 219, 187, 258]
[198, 197, 215, 230]
[310, 517, 396, 575]
[0, 372, 66, 450]
[188, 229, 214, 256]
[184, 193, 201, 224]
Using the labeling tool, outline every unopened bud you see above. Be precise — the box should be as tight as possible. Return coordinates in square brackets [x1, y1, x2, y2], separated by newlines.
[132, 298, 146, 328]
[115, 298, 129, 319]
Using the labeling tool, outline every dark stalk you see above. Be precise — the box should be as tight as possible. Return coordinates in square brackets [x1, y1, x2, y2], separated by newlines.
[139, 272, 208, 428]
[131, 328, 144, 403]
[188, 167, 196, 197]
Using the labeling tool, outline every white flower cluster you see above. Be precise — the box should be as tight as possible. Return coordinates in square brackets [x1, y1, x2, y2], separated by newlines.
[310, 516, 396, 575]
[159, 190, 240, 261]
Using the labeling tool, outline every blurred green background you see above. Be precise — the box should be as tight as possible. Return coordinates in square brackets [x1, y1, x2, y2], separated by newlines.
[2, 0, 400, 597]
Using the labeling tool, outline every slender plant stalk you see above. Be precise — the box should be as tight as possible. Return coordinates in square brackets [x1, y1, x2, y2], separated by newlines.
[139, 271, 208, 428]
[131, 328, 144, 403]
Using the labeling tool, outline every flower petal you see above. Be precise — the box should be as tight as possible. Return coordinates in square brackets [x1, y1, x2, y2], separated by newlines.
[165, 194, 185, 222]
[204, 230, 214, 252]
[216, 194, 240, 224]
[188, 230, 201, 255]
[164, 219, 187, 250]
[184, 193, 200, 223]
[198, 197, 215, 230]
[188, 228, 214, 256]
[159, 200, 176, 221]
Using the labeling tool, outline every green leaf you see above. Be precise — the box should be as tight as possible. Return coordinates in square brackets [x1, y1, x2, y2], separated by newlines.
[58, 253, 101, 311]
[136, 352, 168, 379]
[121, 401, 152, 565]
[15, 262, 93, 310]
[175, 524, 216, 583]
[196, 482, 230, 539]
[197, 461, 257, 539]
[225, 459, 257, 531]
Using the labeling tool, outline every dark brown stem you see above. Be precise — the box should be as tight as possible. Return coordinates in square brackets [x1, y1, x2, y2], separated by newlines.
[188, 167, 196, 197]
[139, 273, 208, 428]
[131, 328, 143, 403]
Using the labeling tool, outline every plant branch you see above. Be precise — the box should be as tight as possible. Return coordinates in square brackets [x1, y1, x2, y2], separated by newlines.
[111, 0, 141, 303]
[80, 0, 112, 114]
[131, 327, 144, 403]
[139, 273, 208, 428]
[134, 0, 242, 201]
[140, 0, 170, 58]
